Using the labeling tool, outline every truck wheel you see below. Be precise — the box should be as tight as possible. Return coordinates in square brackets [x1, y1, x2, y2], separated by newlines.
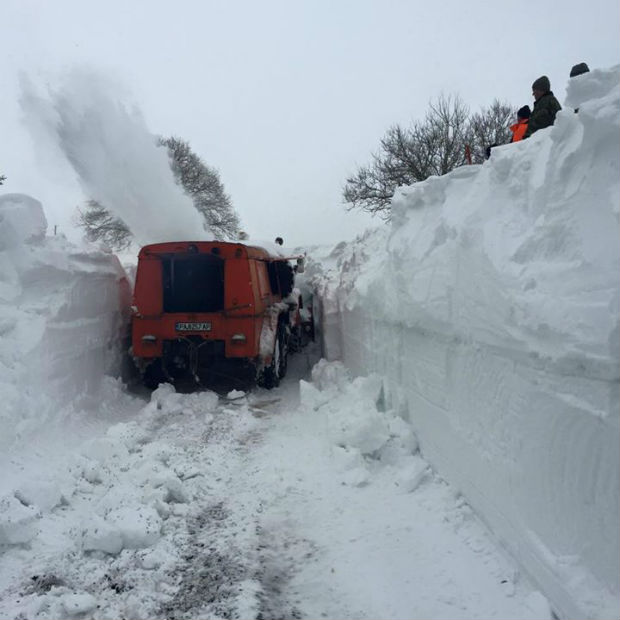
[259, 323, 287, 389]
[260, 351, 279, 390]
[277, 324, 288, 379]
[143, 359, 165, 390]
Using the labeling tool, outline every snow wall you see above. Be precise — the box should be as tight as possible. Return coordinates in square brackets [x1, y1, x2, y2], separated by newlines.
[311, 67, 620, 619]
[0, 193, 131, 457]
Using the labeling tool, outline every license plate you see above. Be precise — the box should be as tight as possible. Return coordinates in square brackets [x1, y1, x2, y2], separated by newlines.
[175, 322, 212, 332]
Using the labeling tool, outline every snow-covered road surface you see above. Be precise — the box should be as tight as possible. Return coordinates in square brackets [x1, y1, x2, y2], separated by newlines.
[0, 349, 551, 620]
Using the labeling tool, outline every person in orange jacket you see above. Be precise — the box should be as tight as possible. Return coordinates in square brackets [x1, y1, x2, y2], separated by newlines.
[510, 106, 531, 142]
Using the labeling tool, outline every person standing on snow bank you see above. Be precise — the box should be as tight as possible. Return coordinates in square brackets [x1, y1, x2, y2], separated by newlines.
[568, 63, 590, 113]
[570, 62, 590, 77]
[523, 76, 562, 139]
[509, 105, 531, 142]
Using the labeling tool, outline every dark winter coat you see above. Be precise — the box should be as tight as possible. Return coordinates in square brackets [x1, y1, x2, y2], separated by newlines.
[523, 92, 562, 139]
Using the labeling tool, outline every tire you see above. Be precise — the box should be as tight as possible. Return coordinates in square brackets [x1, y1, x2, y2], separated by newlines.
[258, 322, 287, 389]
[143, 359, 165, 390]
[259, 350, 279, 390]
[277, 324, 288, 379]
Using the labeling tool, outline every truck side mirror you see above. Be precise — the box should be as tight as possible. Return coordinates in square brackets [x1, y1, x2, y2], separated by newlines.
[296, 257, 305, 274]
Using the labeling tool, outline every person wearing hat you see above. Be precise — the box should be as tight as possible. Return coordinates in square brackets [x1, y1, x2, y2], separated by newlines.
[509, 105, 531, 142]
[569, 62, 591, 113]
[523, 75, 562, 139]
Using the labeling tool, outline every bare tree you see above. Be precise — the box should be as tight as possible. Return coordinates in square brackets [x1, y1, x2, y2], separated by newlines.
[76, 136, 241, 248]
[343, 95, 516, 217]
[343, 94, 471, 218]
[76, 200, 132, 250]
[425, 94, 471, 174]
[343, 153, 398, 218]
[160, 136, 240, 240]
[468, 99, 515, 163]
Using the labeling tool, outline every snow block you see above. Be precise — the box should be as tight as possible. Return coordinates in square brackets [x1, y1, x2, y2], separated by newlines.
[80, 437, 130, 464]
[0, 495, 40, 545]
[311, 358, 349, 391]
[82, 514, 123, 555]
[394, 455, 429, 494]
[331, 445, 370, 487]
[0, 194, 47, 251]
[105, 505, 162, 549]
[61, 593, 97, 616]
[14, 479, 63, 512]
[299, 379, 331, 411]
[82, 462, 104, 485]
[327, 405, 390, 455]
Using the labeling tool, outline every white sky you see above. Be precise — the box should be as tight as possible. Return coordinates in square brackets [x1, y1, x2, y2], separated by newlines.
[1, 0, 618, 247]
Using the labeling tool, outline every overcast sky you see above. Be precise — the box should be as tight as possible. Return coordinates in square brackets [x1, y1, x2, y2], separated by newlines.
[1, 0, 618, 247]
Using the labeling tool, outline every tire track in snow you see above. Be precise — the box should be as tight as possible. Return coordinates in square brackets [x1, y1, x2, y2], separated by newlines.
[159, 503, 248, 619]
[153, 389, 308, 620]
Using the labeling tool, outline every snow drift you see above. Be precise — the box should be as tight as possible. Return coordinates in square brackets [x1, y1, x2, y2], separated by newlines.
[311, 66, 620, 619]
[0, 193, 131, 461]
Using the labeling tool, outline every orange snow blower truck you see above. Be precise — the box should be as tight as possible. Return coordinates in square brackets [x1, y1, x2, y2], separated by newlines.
[130, 241, 307, 389]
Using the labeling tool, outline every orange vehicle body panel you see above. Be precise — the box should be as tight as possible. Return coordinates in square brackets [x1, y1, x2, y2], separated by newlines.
[131, 241, 283, 364]
[133, 256, 163, 317]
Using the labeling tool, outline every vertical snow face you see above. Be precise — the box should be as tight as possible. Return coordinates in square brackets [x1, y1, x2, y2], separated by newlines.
[0, 194, 131, 455]
[315, 66, 620, 619]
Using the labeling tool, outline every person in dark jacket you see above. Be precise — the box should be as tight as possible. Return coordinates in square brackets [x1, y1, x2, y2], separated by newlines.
[523, 76, 562, 139]
[509, 105, 531, 142]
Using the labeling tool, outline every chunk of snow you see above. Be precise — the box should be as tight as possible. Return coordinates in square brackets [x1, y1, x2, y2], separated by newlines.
[61, 593, 97, 616]
[139, 441, 174, 464]
[159, 476, 190, 504]
[80, 437, 129, 463]
[0, 495, 40, 544]
[140, 547, 169, 570]
[226, 389, 246, 400]
[299, 379, 331, 411]
[149, 383, 185, 415]
[0, 194, 47, 250]
[331, 446, 370, 487]
[311, 358, 349, 391]
[106, 422, 150, 451]
[82, 462, 104, 485]
[105, 505, 162, 549]
[14, 480, 63, 512]
[394, 455, 429, 493]
[81, 514, 123, 555]
[327, 403, 390, 455]
[386, 417, 419, 454]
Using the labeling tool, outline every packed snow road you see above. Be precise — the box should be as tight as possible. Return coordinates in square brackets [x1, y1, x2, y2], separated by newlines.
[0, 347, 551, 619]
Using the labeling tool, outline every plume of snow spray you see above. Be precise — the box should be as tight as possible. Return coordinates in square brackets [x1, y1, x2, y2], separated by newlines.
[19, 69, 211, 246]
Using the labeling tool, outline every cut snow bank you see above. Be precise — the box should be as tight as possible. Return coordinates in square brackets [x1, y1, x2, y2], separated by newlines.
[0, 193, 131, 460]
[310, 66, 620, 619]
